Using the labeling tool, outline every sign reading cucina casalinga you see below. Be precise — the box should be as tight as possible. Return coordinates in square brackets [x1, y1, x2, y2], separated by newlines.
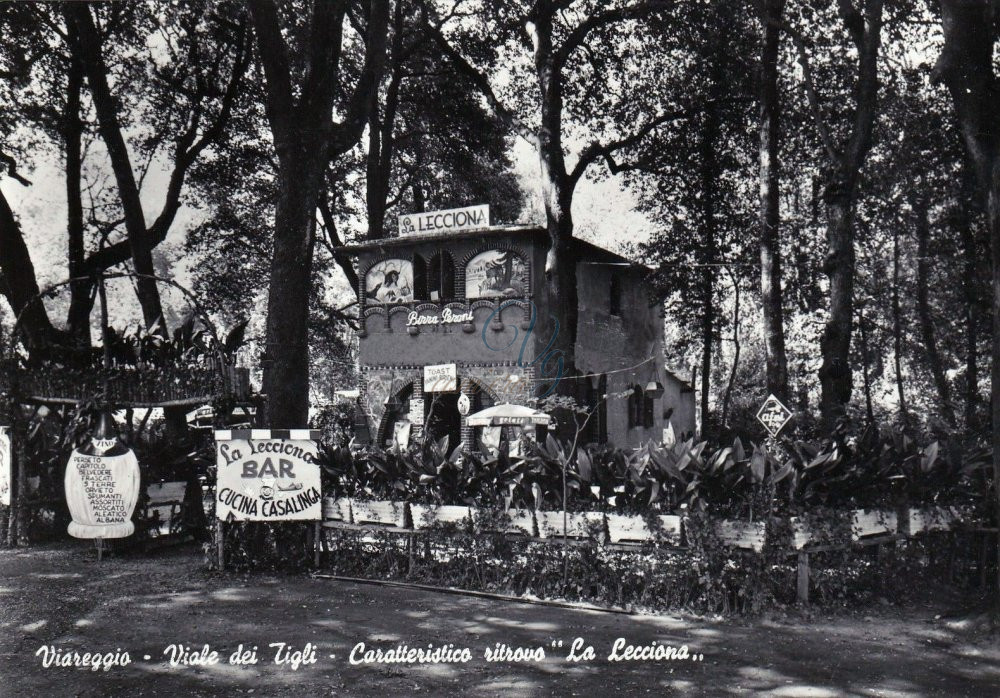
[215, 430, 322, 521]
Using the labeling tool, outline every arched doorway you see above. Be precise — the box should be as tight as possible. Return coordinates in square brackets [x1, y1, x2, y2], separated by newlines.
[424, 389, 461, 451]
[379, 383, 414, 448]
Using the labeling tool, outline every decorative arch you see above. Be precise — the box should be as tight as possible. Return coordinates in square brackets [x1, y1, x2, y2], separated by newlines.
[427, 250, 456, 301]
[362, 306, 388, 332]
[461, 244, 530, 299]
[375, 381, 416, 446]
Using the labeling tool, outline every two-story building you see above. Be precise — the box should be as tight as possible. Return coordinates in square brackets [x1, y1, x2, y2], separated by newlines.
[340, 216, 694, 451]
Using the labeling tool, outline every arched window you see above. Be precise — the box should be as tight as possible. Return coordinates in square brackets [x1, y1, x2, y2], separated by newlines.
[411, 255, 427, 300]
[365, 259, 414, 305]
[642, 390, 655, 429]
[609, 275, 622, 316]
[627, 384, 643, 429]
[465, 249, 527, 298]
[427, 251, 455, 301]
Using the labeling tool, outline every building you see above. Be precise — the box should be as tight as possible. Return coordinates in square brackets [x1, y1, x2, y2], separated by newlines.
[340, 220, 694, 451]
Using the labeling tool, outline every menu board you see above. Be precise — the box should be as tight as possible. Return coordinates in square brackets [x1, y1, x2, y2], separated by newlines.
[65, 443, 140, 539]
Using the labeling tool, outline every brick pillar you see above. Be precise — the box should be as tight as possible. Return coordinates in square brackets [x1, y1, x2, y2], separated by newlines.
[459, 377, 475, 450]
[410, 378, 424, 440]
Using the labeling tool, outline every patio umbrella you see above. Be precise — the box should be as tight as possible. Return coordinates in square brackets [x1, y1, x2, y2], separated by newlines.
[465, 403, 551, 427]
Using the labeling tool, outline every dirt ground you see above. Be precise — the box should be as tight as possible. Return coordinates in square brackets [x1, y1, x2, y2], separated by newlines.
[1, 542, 998, 697]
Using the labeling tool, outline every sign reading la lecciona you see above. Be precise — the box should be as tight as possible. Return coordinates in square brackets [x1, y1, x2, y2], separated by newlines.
[399, 204, 489, 236]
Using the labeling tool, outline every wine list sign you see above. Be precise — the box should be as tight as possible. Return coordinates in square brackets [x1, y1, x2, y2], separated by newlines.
[215, 429, 322, 521]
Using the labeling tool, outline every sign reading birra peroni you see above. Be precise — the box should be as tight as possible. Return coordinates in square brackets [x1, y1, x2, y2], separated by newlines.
[406, 308, 474, 326]
[215, 430, 322, 521]
[399, 204, 489, 236]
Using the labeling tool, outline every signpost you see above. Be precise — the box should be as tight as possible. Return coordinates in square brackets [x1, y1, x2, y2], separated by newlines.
[424, 363, 457, 392]
[756, 394, 793, 438]
[399, 204, 489, 237]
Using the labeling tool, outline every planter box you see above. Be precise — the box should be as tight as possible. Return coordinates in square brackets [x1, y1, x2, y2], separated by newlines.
[656, 515, 683, 545]
[505, 508, 536, 536]
[851, 509, 897, 540]
[605, 514, 650, 543]
[351, 500, 406, 527]
[716, 520, 767, 552]
[536, 511, 604, 539]
[903, 506, 966, 535]
[789, 517, 813, 550]
[410, 504, 472, 530]
[322, 497, 352, 523]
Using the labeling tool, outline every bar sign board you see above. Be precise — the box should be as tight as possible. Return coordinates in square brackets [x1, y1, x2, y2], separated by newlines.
[399, 204, 489, 236]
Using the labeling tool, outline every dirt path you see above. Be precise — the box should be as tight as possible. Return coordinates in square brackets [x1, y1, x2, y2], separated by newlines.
[1, 543, 998, 697]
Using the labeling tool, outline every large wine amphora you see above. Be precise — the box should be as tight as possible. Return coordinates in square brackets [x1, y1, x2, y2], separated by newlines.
[65, 412, 140, 539]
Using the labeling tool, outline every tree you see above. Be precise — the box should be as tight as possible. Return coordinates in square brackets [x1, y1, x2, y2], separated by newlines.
[931, 0, 1000, 599]
[757, 0, 789, 402]
[249, 0, 390, 427]
[0, 2, 249, 355]
[784, 0, 886, 427]
[424, 1, 685, 432]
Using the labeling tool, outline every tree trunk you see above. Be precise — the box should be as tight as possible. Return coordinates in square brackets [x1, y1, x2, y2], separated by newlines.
[891, 226, 909, 425]
[64, 47, 93, 349]
[263, 149, 327, 427]
[758, 0, 788, 401]
[859, 305, 874, 424]
[933, 0, 1000, 600]
[914, 195, 957, 426]
[818, 187, 856, 427]
[68, 4, 166, 337]
[960, 174, 981, 430]
[722, 272, 741, 426]
[0, 191, 66, 353]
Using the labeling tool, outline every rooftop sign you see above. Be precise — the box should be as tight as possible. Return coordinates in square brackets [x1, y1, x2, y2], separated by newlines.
[399, 204, 489, 236]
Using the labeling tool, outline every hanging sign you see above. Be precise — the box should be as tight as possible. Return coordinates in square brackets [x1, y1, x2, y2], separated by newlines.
[215, 429, 322, 521]
[457, 394, 471, 416]
[0, 426, 11, 507]
[424, 363, 457, 392]
[65, 425, 141, 539]
[399, 204, 489, 236]
[756, 394, 793, 437]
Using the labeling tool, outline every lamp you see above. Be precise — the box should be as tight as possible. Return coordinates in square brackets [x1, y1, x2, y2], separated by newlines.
[645, 381, 664, 399]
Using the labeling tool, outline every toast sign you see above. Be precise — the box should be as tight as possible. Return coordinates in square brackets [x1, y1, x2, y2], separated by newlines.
[215, 430, 322, 521]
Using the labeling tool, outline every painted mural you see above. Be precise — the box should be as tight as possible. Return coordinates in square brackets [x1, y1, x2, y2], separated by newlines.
[365, 259, 414, 305]
[465, 250, 526, 298]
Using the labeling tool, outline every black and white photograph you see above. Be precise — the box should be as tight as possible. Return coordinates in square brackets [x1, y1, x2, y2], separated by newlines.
[1, 0, 999, 695]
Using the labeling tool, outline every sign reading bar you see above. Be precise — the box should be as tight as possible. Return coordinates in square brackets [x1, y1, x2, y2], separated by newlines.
[756, 394, 792, 437]
[216, 430, 322, 521]
[399, 204, 489, 236]
[424, 363, 457, 392]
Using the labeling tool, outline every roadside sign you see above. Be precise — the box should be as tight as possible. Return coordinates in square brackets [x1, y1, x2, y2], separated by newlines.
[756, 394, 792, 437]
